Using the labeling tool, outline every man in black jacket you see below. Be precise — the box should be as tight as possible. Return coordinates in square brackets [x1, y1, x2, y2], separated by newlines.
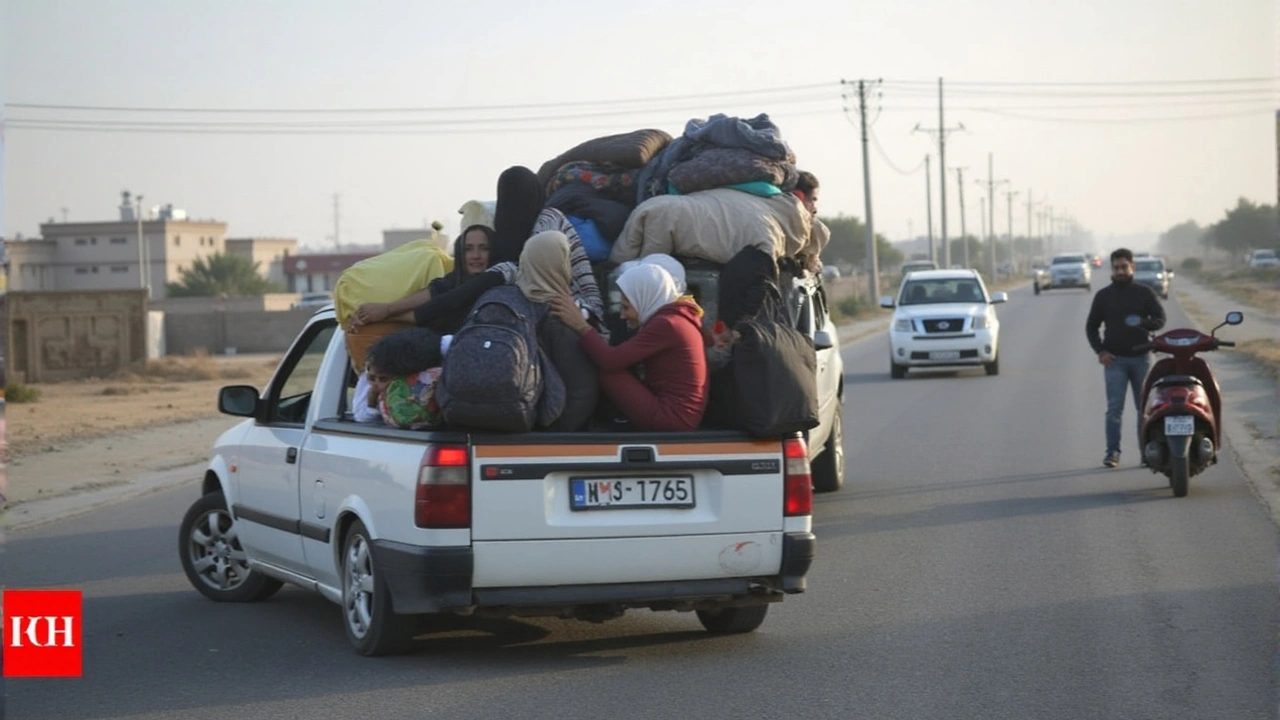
[1086, 248, 1166, 468]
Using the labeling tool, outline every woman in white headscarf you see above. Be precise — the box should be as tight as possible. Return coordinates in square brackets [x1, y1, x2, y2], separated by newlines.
[550, 263, 708, 432]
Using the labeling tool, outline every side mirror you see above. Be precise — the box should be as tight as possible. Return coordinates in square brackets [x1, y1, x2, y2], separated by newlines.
[1226, 311, 1243, 325]
[813, 330, 834, 351]
[989, 292, 1008, 304]
[879, 295, 895, 309]
[219, 385, 260, 418]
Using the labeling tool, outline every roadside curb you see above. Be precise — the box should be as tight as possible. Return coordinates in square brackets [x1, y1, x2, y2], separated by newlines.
[3, 460, 205, 534]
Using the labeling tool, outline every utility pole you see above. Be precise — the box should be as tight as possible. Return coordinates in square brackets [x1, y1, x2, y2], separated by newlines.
[1026, 190, 1034, 257]
[925, 155, 935, 264]
[956, 167, 969, 268]
[332, 193, 341, 252]
[135, 193, 148, 296]
[60, 207, 68, 223]
[913, 81, 964, 268]
[987, 153, 996, 281]
[853, 79, 881, 303]
[1004, 189, 1020, 275]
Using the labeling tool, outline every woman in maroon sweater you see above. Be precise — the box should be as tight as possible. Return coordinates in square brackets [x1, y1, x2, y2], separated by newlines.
[550, 263, 708, 432]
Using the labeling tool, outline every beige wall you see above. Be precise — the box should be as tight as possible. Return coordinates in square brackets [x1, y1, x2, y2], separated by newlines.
[153, 293, 301, 315]
[6, 289, 148, 383]
[227, 237, 296, 288]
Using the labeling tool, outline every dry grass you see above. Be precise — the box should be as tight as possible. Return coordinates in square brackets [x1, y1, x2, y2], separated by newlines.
[1236, 339, 1280, 380]
[6, 353, 280, 457]
[1193, 268, 1280, 313]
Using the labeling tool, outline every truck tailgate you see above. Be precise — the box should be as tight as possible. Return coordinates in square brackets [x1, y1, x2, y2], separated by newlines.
[470, 438, 785, 542]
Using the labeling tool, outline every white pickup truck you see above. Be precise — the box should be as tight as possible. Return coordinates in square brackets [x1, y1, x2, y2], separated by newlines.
[178, 309, 817, 655]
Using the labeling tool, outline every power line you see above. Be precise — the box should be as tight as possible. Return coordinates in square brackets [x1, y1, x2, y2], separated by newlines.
[3, 82, 837, 115]
[4, 107, 847, 136]
[882, 76, 1280, 87]
[866, 125, 928, 175]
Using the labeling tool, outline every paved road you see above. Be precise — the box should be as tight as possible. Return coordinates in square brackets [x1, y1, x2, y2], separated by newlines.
[4, 278, 1276, 719]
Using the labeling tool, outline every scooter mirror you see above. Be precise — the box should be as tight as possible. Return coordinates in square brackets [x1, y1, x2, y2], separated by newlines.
[1124, 314, 1142, 327]
[1226, 311, 1244, 325]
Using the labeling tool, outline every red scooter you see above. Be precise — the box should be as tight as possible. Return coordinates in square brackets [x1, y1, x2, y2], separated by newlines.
[1132, 311, 1243, 497]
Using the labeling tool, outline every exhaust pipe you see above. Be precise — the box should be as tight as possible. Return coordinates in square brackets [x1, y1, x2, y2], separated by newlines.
[1193, 437, 1215, 465]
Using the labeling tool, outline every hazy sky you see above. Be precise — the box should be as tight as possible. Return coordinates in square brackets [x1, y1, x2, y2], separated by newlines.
[3, 0, 1277, 252]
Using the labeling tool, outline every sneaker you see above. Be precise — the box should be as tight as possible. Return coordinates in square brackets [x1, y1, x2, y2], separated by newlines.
[1103, 452, 1120, 468]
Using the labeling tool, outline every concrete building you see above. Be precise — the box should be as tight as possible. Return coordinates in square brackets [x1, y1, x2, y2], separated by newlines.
[283, 252, 376, 293]
[383, 222, 449, 253]
[6, 191, 228, 300]
[226, 237, 296, 289]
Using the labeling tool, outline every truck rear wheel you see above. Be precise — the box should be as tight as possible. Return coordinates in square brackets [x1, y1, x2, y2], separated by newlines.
[341, 520, 418, 656]
[811, 410, 844, 493]
[697, 604, 769, 634]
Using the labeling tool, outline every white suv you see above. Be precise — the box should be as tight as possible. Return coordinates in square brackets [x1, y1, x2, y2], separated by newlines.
[1249, 249, 1279, 269]
[880, 269, 1008, 378]
[1041, 253, 1092, 292]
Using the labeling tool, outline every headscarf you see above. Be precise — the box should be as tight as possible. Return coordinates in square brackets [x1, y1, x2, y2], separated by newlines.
[515, 231, 573, 304]
[493, 166, 543, 265]
[638, 254, 686, 294]
[617, 263, 681, 326]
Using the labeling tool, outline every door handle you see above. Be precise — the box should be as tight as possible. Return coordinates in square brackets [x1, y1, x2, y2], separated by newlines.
[286, 447, 298, 464]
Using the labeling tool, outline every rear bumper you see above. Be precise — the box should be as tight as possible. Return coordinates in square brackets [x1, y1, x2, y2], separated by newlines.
[373, 531, 816, 614]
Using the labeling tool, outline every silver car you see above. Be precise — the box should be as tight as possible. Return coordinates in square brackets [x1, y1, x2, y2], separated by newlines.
[1134, 257, 1171, 299]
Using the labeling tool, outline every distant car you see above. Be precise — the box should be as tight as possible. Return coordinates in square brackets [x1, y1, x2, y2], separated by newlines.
[292, 292, 333, 310]
[900, 260, 939, 279]
[1249, 249, 1279, 269]
[881, 269, 1008, 378]
[1039, 253, 1092, 293]
[821, 266, 842, 281]
[1031, 263, 1051, 295]
[1134, 257, 1171, 299]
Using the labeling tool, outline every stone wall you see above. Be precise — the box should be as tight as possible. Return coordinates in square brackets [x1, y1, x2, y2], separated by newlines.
[163, 309, 314, 356]
[5, 290, 147, 383]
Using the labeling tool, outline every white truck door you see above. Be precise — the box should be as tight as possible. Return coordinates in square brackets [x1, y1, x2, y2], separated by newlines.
[233, 320, 336, 574]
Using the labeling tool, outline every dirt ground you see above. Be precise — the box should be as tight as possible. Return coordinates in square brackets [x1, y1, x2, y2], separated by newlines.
[6, 352, 282, 460]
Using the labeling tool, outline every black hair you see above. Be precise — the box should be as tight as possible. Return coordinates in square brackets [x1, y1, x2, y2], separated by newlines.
[452, 224, 497, 280]
[1110, 248, 1134, 264]
[366, 327, 443, 377]
[796, 171, 820, 196]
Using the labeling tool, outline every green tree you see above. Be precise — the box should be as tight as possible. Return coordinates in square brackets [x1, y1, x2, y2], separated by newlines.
[819, 214, 903, 268]
[166, 253, 282, 297]
[1157, 220, 1204, 256]
[1206, 198, 1278, 255]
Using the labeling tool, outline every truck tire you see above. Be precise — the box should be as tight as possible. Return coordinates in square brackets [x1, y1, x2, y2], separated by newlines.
[179, 491, 283, 603]
[697, 604, 770, 634]
[811, 410, 844, 493]
[890, 361, 907, 380]
[341, 520, 418, 656]
[984, 356, 1000, 376]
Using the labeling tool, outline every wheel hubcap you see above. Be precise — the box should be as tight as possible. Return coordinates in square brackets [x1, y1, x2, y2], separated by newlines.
[344, 536, 375, 639]
[189, 509, 250, 592]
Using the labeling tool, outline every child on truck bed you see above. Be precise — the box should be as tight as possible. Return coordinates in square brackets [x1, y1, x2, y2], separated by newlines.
[550, 263, 708, 432]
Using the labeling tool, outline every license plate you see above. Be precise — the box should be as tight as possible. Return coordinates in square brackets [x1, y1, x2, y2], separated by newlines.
[570, 477, 695, 511]
[1164, 416, 1195, 436]
[929, 351, 961, 360]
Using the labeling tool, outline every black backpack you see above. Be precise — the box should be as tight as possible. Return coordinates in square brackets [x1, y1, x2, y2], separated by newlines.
[437, 285, 564, 432]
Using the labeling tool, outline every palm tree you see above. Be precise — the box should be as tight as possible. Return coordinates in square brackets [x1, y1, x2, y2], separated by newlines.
[166, 253, 281, 297]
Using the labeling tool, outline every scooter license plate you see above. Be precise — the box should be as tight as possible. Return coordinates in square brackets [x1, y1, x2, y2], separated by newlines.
[1164, 416, 1195, 436]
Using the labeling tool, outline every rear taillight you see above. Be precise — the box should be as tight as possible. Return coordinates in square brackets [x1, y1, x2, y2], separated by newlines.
[415, 444, 470, 529]
[783, 438, 813, 517]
